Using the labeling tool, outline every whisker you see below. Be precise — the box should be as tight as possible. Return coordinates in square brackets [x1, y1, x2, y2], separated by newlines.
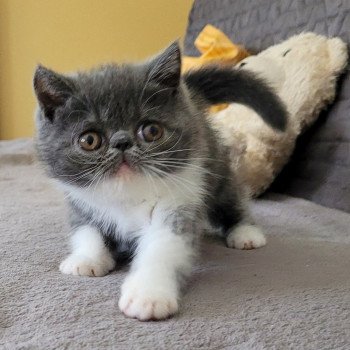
[140, 129, 177, 155]
[146, 160, 225, 179]
[145, 163, 207, 199]
[143, 164, 187, 202]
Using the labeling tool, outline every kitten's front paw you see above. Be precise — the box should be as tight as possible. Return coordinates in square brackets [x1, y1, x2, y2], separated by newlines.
[119, 278, 178, 321]
[226, 224, 266, 250]
[59, 254, 115, 277]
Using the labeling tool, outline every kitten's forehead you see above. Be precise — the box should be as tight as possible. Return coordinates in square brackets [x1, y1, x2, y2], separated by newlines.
[76, 64, 148, 100]
[71, 64, 152, 123]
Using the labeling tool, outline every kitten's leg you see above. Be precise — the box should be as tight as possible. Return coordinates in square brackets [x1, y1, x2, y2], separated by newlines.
[208, 177, 266, 250]
[226, 223, 266, 250]
[59, 225, 115, 277]
[118, 224, 195, 321]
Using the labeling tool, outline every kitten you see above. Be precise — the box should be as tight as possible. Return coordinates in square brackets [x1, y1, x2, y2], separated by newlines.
[33, 42, 287, 321]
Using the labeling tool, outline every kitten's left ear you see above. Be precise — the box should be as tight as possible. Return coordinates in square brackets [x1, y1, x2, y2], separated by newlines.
[148, 41, 182, 90]
[33, 65, 74, 121]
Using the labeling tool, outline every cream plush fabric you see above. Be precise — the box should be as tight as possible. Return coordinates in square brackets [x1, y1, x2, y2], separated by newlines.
[210, 33, 348, 197]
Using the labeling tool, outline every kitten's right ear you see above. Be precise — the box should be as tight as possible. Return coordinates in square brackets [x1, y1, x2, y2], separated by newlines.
[147, 41, 182, 90]
[33, 65, 73, 121]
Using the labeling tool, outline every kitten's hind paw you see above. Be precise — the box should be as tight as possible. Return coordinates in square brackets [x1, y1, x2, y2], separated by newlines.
[59, 254, 115, 277]
[226, 224, 266, 250]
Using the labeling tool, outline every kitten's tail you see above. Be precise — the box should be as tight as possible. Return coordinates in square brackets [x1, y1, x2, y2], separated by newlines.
[183, 66, 287, 131]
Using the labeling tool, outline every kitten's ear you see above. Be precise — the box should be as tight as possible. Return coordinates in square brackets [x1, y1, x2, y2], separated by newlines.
[148, 41, 181, 90]
[33, 65, 73, 121]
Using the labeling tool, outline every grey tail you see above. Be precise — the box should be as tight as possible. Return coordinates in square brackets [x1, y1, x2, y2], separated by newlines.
[183, 66, 287, 131]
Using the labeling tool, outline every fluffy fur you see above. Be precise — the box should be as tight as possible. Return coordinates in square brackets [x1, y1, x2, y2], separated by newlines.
[211, 32, 349, 197]
[33, 42, 287, 321]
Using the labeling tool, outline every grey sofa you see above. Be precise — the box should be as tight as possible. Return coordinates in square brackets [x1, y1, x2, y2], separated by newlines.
[1, 1, 349, 349]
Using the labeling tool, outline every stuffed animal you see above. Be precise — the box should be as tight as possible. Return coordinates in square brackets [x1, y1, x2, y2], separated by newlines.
[209, 32, 348, 197]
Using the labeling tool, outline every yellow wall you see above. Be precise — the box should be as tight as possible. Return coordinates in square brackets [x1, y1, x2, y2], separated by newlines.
[0, 0, 193, 139]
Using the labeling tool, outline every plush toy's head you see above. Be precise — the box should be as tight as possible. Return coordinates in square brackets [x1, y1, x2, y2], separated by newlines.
[211, 32, 348, 197]
[237, 56, 285, 90]
[236, 32, 348, 132]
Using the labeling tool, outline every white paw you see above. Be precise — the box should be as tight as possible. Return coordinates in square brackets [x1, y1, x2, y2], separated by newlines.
[118, 277, 178, 321]
[226, 224, 266, 250]
[59, 254, 115, 277]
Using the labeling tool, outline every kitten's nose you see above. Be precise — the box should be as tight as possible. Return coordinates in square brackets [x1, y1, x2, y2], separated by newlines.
[111, 131, 133, 151]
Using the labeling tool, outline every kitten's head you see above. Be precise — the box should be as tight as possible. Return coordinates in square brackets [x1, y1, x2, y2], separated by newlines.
[34, 43, 204, 188]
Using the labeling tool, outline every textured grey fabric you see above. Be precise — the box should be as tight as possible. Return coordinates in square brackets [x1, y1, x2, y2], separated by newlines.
[1, 139, 350, 349]
[184, 0, 350, 213]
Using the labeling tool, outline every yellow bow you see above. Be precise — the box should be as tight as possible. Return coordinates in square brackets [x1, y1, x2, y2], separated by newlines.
[182, 25, 250, 112]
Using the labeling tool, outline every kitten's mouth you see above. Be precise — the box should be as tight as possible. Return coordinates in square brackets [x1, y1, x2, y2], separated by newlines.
[114, 156, 134, 179]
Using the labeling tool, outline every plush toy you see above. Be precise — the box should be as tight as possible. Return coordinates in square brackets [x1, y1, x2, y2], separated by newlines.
[209, 32, 348, 197]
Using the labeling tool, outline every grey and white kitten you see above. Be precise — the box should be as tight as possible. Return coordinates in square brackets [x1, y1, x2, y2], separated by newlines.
[33, 42, 287, 321]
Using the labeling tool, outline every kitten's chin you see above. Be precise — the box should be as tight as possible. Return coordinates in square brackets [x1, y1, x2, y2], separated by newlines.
[114, 162, 135, 181]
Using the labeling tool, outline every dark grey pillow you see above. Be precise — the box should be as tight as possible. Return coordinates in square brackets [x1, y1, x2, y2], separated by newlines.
[184, 0, 350, 212]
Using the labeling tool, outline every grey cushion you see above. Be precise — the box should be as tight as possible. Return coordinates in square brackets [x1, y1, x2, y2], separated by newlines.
[184, 0, 350, 212]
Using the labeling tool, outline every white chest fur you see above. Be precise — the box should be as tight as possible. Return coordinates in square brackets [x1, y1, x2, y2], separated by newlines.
[59, 166, 205, 239]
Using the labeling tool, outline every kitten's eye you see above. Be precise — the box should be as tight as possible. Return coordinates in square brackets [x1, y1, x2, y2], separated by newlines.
[78, 132, 102, 151]
[137, 123, 164, 142]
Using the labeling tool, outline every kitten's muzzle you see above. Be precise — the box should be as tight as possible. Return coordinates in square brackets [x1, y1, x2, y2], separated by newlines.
[110, 131, 133, 152]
